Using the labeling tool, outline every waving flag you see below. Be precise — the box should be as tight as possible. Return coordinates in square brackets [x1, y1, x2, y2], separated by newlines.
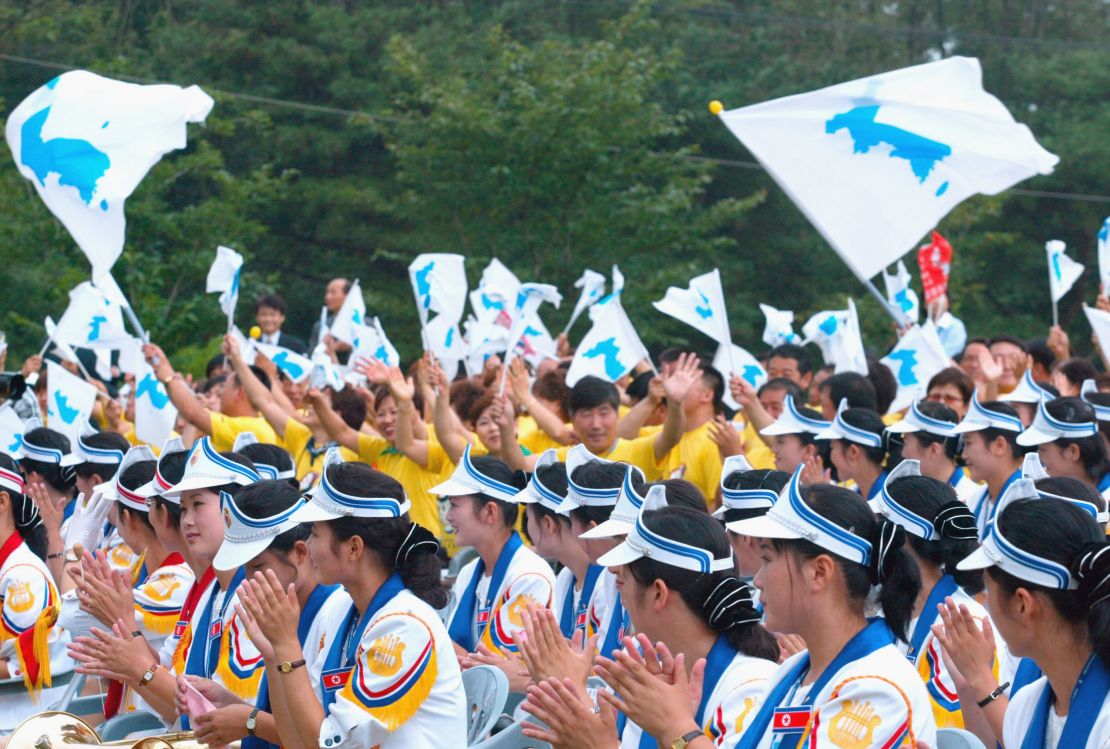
[505, 284, 562, 360]
[328, 279, 366, 346]
[714, 343, 768, 410]
[53, 281, 130, 349]
[802, 299, 867, 375]
[562, 269, 607, 334]
[566, 301, 649, 386]
[760, 304, 799, 347]
[469, 258, 520, 324]
[1097, 218, 1110, 294]
[206, 245, 244, 330]
[409, 253, 468, 326]
[653, 269, 733, 346]
[1046, 240, 1084, 303]
[589, 265, 626, 322]
[882, 259, 920, 324]
[464, 316, 508, 376]
[43, 317, 82, 367]
[350, 317, 401, 369]
[425, 314, 465, 380]
[5, 71, 214, 282]
[1085, 305, 1110, 361]
[134, 359, 177, 445]
[715, 56, 1058, 283]
[880, 321, 950, 412]
[45, 360, 97, 443]
[255, 343, 312, 384]
[917, 231, 953, 305]
[0, 405, 26, 459]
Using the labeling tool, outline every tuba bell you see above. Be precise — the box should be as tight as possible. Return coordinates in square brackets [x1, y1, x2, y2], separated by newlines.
[5, 712, 217, 749]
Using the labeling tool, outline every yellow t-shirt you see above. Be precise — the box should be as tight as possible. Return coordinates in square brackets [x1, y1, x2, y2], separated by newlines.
[555, 435, 664, 481]
[209, 413, 278, 452]
[356, 433, 448, 541]
[281, 418, 359, 482]
[741, 420, 776, 470]
[660, 421, 723, 506]
[517, 415, 567, 455]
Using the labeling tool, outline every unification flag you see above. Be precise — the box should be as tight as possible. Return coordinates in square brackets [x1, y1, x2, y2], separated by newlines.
[917, 231, 953, 305]
[328, 279, 366, 346]
[653, 269, 732, 346]
[5, 71, 214, 281]
[409, 253, 468, 327]
[0, 405, 26, 459]
[566, 301, 649, 387]
[880, 321, 950, 413]
[133, 359, 177, 446]
[504, 284, 562, 360]
[1045, 240, 1084, 303]
[589, 265, 626, 322]
[715, 56, 1058, 281]
[881, 259, 920, 324]
[45, 360, 97, 443]
[1085, 305, 1110, 361]
[713, 342, 768, 411]
[54, 281, 130, 349]
[760, 304, 799, 347]
[254, 343, 312, 384]
[469, 258, 519, 325]
[43, 317, 82, 367]
[350, 317, 401, 369]
[206, 245, 243, 329]
[562, 269, 607, 334]
[1098, 217, 1110, 293]
[802, 299, 868, 375]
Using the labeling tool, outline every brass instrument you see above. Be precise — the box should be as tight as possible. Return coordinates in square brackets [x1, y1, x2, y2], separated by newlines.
[6, 712, 216, 749]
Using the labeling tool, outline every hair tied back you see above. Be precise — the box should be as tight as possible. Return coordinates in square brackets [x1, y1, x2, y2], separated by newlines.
[395, 522, 441, 567]
[869, 517, 906, 586]
[702, 576, 762, 631]
[933, 501, 978, 541]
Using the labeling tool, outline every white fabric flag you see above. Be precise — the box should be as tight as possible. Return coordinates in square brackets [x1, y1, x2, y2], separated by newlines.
[348, 317, 401, 369]
[425, 314, 465, 381]
[760, 304, 799, 347]
[43, 317, 82, 366]
[116, 336, 145, 377]
[882, 259, 921, 324]
[328, 279, 366, 346]
[880, 320, 950, 413]
[0, 405, 26, 459]
[54, 281, 130, 349]
[566, 301, 650, 386]
[1098, 218, 1110, 294]
[801, 299, 868, 375]
[716, 56, 1058, 281]
[469, 258, 520, 324]
[255, 343, 313, 384]
[5, 71, 214, 282]
[1046, 240, 1084, 303]
[206, 245, 244, 327]
[518, 315, 559, 368]
[589, 265, 626, 322]
[504, 284, 562, 360]
[714, 342, 769, 411]
[133, 359, 177, 446]
[652, 269, 733, 346]
[409, 253, 468, 327]
[45, 360, 97, 443]
[464, 316, 509, 376]
[1085, 305, 1110, 361]
[563, 269, 606, 334]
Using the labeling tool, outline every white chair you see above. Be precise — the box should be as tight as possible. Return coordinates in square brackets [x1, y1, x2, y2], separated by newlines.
[936, 728, 988, 749]
[471, 717, 552, 749]
[463, 665, 509, 745]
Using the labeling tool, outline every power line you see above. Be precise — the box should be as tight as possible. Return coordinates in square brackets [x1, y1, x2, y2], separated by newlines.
[4, 50, 1109, 205]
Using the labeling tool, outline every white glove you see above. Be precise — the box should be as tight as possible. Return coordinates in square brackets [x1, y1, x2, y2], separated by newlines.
[63, 489, 110, 555]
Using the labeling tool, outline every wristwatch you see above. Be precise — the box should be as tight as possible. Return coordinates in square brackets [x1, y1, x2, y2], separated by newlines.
[671, 729, 703, 749]
[245, 707, 260, 737]
[138, 664, 159, 687]
[277, 659, 306, 673]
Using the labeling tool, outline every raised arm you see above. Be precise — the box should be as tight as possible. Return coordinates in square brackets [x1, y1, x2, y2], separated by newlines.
[306, 388, 360, 453]
[508, 358, 575, 445]
[145, 342, 212, 433]
[223, 335, 291, 438]
[494, 394, 538, 471]
[730, 375, 774, 445]
[429, 364, 470, 466]
[387, 367, 431, 467]
[616, 376, 663, 440]
[653, 354, 695, 462]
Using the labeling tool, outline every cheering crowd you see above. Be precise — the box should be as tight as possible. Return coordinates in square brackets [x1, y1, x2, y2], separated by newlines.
[0, 272, 1109, 749]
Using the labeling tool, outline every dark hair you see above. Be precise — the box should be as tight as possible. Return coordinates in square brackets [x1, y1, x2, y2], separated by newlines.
[568, 376, 620, 416]
[568, 460, 629, 526]
[0, 453, 49, 560]
[867, 359, 898, 416]
[205, 355, 228, 379]
[117, 460, 158, 531]
[1084, 389, 1110, 443]
[20, 427, 73, 493]
[821, 373, 878, 412]
[449, 380, 487, 425]
[836, 408, 888, 467]
[888, 476, 983, 594]
[197, 375, 227, 395]
[533, 371, 569, 420]
[908, 401, 960, 461]
[254, 294, 287, 315]
[720, 469, 789, 524]
[627, 507, 779, 661]
[988, 335, 1029, 355]
[767, 345, 814, 377]
[233, 480, 310, 554]
[211, 452, 258, 497]
[758, 378, 805, 405]
[467, 391, 498, 426]
[1035, 476, 1107, 528]
[324, 462, 446, 608]
[522, 462, 571, 544]
[772, 484, 921, 641]
[239, 365, 272, 393]
[975, 401, 1025, 459]
[326, 387, 366, 430]
[651, 478, 711, 511]
[1026, 338, 1056, 373]
[73, 432, 131, 481]
[926, 368, 974, 406]
[697, 363, 726, 416]
[1045, 398, 1109, 484]
[658, 347, 689, 366]
[238, 443, 297, 487]
[466, 455, 525, 527]
[330, 277, 353, 294]
[988, 499, 1110, 670]
[626, 371, 655, 403]
[1055, 358, 1099, 390]
[149, 450, 189, 528]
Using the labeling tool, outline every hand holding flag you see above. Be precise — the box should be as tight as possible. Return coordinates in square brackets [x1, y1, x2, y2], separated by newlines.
[1045, 239, 1084, 325]
[206, 246, 244, 332]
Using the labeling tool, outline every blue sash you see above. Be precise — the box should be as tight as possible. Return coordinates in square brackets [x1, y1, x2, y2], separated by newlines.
[1098, 472, 1110, 494]
[559, 564, 603, 639]
[1012, 658, 1044, 698]
[976, 469, 1021, 541]
[865, 470, 889, 501]
[599, 596, 630, 659]
[182, 567, 245, 730]
[319, 573, 405, 713]
[243, 583, 338, 749]
[736, 619, 895, 749]
[907, 575, 958, 662]
[446, 532, 523, 651]
[1021, 654, 1110, 749]
[949, 467, 965, 488]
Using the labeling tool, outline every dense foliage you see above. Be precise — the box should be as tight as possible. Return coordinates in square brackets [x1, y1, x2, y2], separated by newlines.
[1, 0, 1107, 373]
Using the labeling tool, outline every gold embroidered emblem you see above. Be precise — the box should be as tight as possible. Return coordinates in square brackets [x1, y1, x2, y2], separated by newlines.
[828, 699, 881, 749]
[506, 594, 537, 627]
[365, 633, 405, 677]
[734, 697, 756, 734]
[7, 581, 35, 613]
[145, 574, 182, 602]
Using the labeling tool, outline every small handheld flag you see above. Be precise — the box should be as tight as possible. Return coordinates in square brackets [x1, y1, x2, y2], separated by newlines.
[45, 360, 98, 444]
[1097, 218, 1110, 295]
[206, 246, 243, 332]
[760, 304, 799, 347]
[566, 301, 650, 386]
[134, 359, 177, 446]
[1045, 240, 1084, 325]
[562, 269, 606, 335]
[327, 279, 366, 347]
[881, 259, 920, 324]
[880, 321, 950, 413]
[801, 300, 868, 375]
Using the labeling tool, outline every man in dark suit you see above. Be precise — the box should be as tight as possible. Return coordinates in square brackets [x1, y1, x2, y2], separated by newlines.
[254, 294, 307, 354]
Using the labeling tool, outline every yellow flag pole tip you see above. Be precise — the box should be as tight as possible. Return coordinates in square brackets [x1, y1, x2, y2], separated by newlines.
[249, 326, 262, 339]
[708, 100, 724, 116]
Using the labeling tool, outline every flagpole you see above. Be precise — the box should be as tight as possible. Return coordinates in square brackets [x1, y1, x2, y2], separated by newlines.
[1053, 300, 1059, 328]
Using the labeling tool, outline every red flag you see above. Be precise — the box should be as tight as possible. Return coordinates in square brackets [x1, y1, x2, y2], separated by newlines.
[917, 231, 953, 304]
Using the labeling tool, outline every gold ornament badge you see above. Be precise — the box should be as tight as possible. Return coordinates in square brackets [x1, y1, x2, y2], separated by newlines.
[366, 633, 406, 677]
[828, 699, 881, 749]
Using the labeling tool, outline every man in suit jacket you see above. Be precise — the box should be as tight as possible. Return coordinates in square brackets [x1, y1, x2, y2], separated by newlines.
[254, 293, 307, 354]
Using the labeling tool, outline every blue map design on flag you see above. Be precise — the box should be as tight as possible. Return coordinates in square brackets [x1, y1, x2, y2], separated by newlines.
[87, 315, 107, 341]
[524, 326, 542, 338]
[271, 351, 305, 380]
[826, 104, 951, 196]
[445, 327, 454, 348]
[741, 365, 763, 386]
[8, 434, 23, 454]
[374, 345, 390, 363]
[695, 290, 713, 320]
[583, 337, 625, 379]
[894, 288, 914, 313]
[21, 105, 111, 209]
[414, 262, 435, 309]
[480, 293, 503, 311]
[886, 350, 919, 386]
[1051, 252, 1062, 281]
[819, 315, 839, 336]
[136, 373, 170, 409]
[53, 392, 80, 423]
[1099, 220, 1109, 244]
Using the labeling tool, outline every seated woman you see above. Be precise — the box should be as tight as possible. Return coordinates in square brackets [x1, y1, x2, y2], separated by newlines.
[887, 399, 980, 503]
[713, 455, 788, 606]
[237, 448, 466, 749]
[1017, 396, 1109, 495]
[815, 399, 890, 500]
[758, 394, 830, 474]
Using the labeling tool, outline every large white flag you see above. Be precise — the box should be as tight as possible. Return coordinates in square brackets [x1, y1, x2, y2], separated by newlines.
[882, 259, 920, 324]
[54, 281, 130, 349]
[1098, 218, 1110, 293]
[880, 320, 950, 412]
[0, 405, 26, 458]
[409, 253, 468, 327]
[566, 301, 649, 386]
[350, 317, 401, 369]
[760, 304, 799, 347]
[133, 359, 177, 446]
[563, 269, 606, 334]
[254, 343, 313, 384]
[328, 279, 366, 346]
[425, 314, 465, 380]
[469, 258, 520, 324]
[43, 317, 82, 366]
[653, 269, 732, 346]
[464, 316, 508, 376]
[801, 299, 868, 375]
[45, 360, 97, 443]
[206, 245, 244, 328]
[5, 71, 214, 281]
[714, 342, 768, 411]
[1046, 240, 1084, 304]
[504, 284, 562, 360]
[716, 56, 1058, 281]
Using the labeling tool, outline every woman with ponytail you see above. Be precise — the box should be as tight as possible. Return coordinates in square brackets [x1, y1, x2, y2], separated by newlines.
[953, 495, 1110, 747]
[1017, 397, 1109, 494]
[724, 469, 935, 748]
[873, 460, 1003, 740]
[238, 448, 465, 749]
[522, 496, 779, 749]
[815, 400, 890, 500]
